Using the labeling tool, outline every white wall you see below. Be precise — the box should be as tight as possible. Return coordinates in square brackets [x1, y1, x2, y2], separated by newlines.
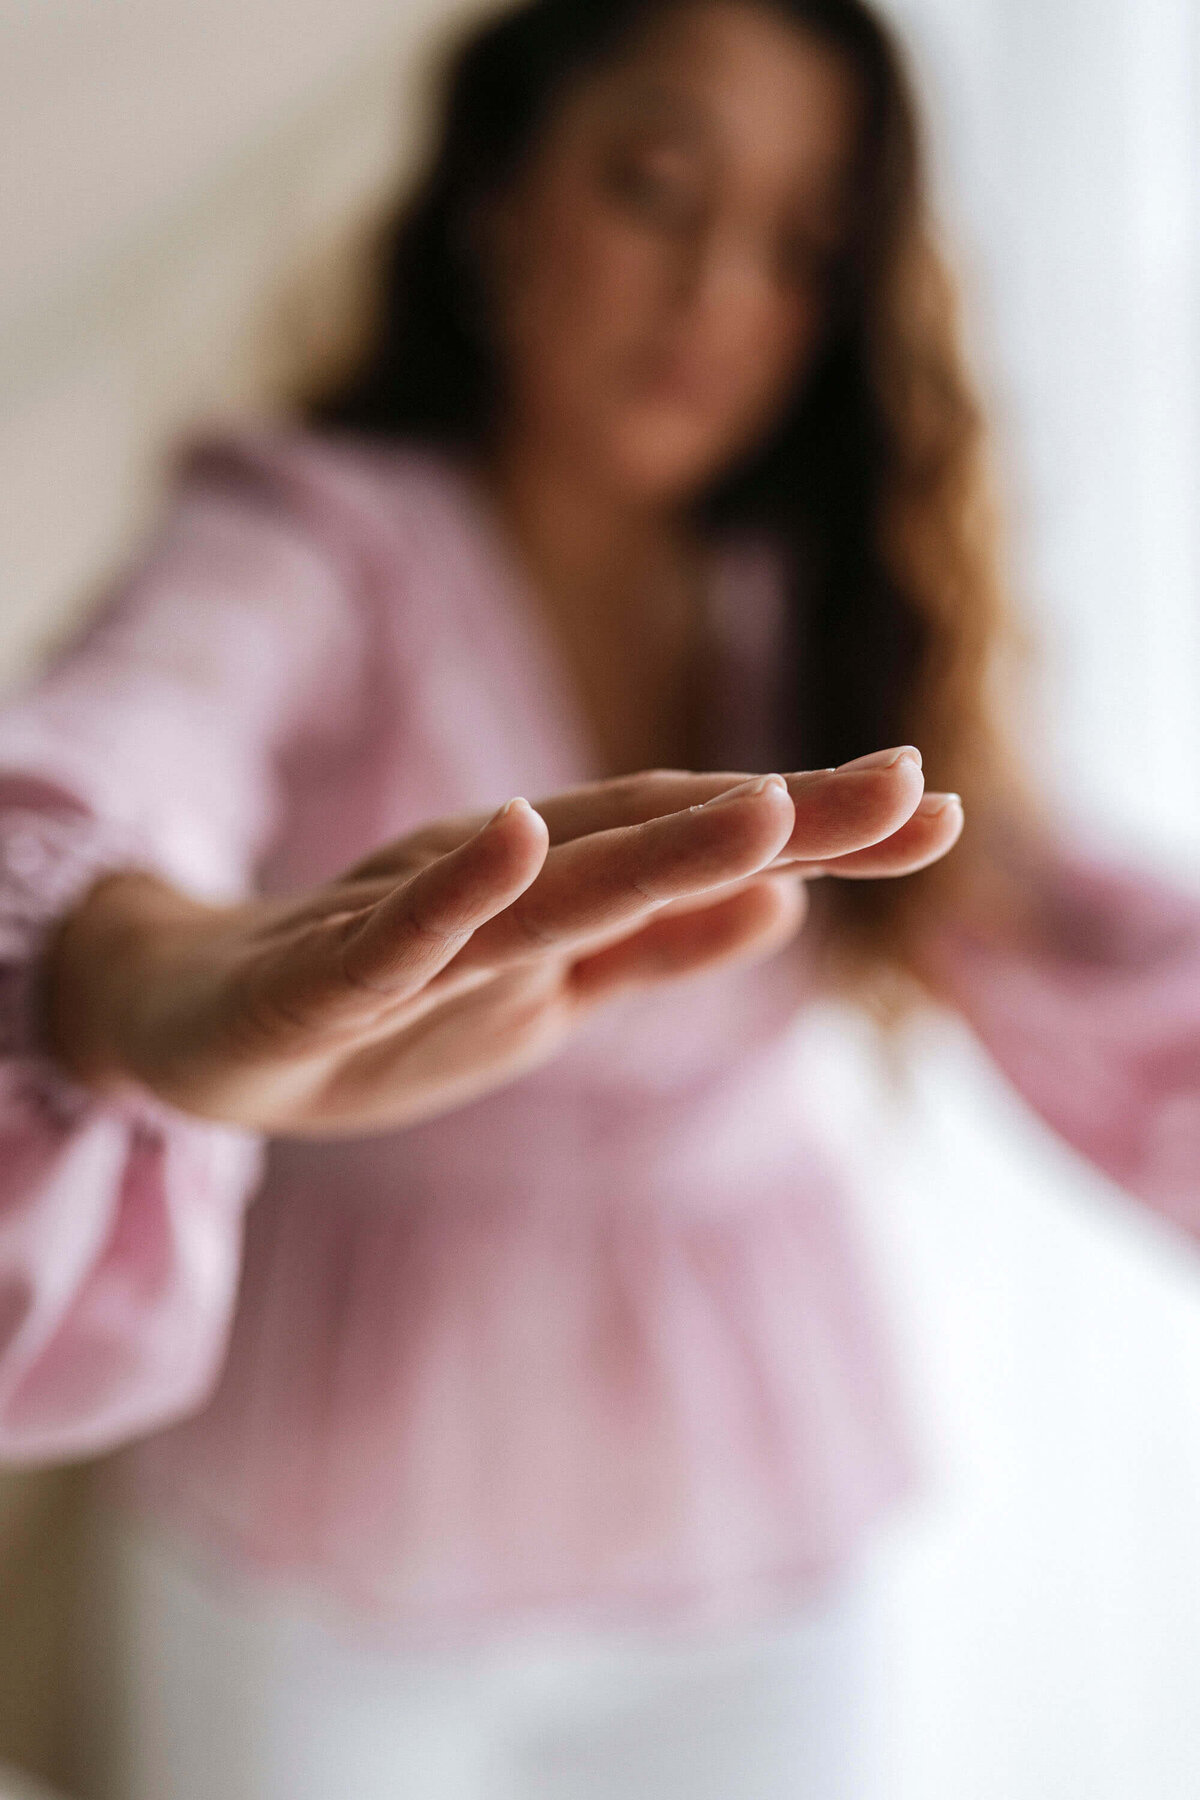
[892, 0, 1200, 866]
[0, 2, 487, 1784]
[0, 0, 492, 685]
[815, 5, 1200, 1796]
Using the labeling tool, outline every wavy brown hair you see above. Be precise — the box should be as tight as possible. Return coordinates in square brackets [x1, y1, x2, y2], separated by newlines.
[308, 0, 1038, 1016]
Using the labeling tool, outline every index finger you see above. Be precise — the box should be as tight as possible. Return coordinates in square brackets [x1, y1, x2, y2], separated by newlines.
[345, 749, 926, 880]
[334, 772, 738, 879]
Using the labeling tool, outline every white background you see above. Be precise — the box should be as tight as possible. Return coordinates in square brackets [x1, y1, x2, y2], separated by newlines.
[813, 2, 1200, 1794]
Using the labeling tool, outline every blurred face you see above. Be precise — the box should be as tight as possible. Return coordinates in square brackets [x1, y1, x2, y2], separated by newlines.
[482, 1, 863, 503]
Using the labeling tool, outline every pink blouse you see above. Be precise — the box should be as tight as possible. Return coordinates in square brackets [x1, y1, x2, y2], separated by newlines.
[1, 426, 1198, 1642]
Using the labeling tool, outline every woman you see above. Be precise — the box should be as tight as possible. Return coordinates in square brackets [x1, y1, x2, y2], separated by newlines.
[1, 1, 1197, 1795]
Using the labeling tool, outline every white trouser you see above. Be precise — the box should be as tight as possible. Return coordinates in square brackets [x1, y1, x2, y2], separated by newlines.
[74, 1509, 881, 1800]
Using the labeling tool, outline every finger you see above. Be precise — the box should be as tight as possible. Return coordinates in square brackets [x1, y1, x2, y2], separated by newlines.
[529, 769, 753, 843]
[528, 750, 926, 863]
[248, 798, 549, 1031]
[531, 752, 927, 852]
[784, 791, 964, 879]
[334, 773, 749, 878]
[273, 766, 825, 940]
[340, 810, 498, 879]
[366, 770, 754, 867]
[774, 747, 927, 864]
[332, 750, 927, 884]
[570, 875, 807, 1004]
[455, 774, 796, 972]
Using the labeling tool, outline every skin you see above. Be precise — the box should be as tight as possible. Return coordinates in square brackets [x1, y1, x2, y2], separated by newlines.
[46, 2, 963, 1136]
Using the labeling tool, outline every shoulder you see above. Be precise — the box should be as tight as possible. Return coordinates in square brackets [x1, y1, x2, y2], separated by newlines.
[165, 420, 468, 554]
[152, 424, 499, 666]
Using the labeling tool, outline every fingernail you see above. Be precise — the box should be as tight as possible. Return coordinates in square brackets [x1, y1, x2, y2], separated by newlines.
[919, 792, 962, 815]
[705, 774, 788, 807]
[488, 796, 530, 825]
[835, 745, 922, 773]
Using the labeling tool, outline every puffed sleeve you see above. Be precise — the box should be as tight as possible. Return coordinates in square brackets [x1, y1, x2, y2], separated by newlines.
[0, 429, 371, 1462]
[925, 822, 1200, 1237]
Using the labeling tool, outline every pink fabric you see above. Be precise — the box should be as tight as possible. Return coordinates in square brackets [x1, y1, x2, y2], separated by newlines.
[0, 424, 1197, 1640]
[926, 837, 1200, 1235]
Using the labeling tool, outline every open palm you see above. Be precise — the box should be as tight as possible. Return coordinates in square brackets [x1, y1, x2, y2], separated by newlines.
[49, 750, 959, 1136]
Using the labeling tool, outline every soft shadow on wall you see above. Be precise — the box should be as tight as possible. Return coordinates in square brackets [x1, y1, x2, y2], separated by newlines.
[0, 1, 490, 1787]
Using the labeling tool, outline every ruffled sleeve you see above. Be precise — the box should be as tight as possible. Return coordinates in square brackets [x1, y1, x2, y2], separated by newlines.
[0, 429, 371, 1463]
[925, 824, 1200, 1236]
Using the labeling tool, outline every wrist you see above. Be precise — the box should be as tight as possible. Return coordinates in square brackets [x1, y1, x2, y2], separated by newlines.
[41, 870, 207, 1095]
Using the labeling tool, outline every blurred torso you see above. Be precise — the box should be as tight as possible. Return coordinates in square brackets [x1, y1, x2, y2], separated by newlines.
[113, 431, 915, 1641]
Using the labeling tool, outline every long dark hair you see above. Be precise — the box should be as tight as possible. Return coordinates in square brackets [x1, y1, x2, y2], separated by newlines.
[309, 0, 1034, 1008]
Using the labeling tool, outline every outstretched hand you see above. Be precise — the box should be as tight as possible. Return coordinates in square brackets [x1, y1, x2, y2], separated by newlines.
[46, 747, 961, 1136]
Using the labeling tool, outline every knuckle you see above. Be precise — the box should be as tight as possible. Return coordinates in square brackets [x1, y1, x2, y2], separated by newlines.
[335, 925, 396, 1000]
[509, 902, 556, 950]
[339, 889, 465, 995]
[605, 835, 665, 906]
[627, 870, 660, 908]
[398, 891, 458, 948]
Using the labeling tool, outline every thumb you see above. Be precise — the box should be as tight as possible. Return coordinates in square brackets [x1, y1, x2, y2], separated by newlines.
[248, 799, 550, 1036]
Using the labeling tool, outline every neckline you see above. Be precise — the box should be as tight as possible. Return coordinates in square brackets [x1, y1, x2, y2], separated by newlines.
[411, 443, 759, 789]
